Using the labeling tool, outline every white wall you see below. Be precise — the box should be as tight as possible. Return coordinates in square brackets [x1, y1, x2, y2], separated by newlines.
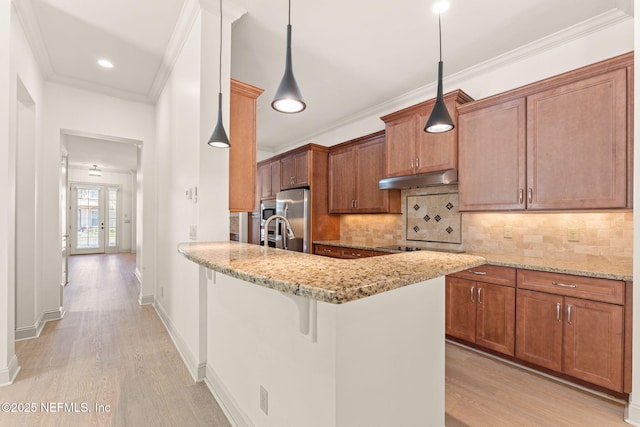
[10, 4, 45, 341]
[68, 167, 136, 252]
[153, 2, 236, 380]
[42, 83, 155, 306]
[0, 0, 18, 385]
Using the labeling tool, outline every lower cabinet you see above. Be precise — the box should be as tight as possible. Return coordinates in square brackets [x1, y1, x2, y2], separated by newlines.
[446, 266, 516, 356]
[516, 270, 625, 392]
[446, 266, 629, 394]
[314, 244, 387, 259]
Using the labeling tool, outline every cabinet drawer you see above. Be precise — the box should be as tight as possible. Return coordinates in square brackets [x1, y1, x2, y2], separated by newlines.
[340, 248, 376, 259]
[449, 265, 516, 287]
[517, 270, 624, 305]
[314, 244, 342, 258]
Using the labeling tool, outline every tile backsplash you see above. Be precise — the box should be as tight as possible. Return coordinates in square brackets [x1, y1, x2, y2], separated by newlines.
[339, 186, 632, 263]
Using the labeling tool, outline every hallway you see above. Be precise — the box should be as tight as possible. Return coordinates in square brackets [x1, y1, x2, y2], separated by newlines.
[0, 253, 230, 426]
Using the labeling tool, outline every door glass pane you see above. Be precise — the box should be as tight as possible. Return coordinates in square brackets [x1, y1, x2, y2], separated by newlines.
[108, 188, 117, 248]
[76, 187, 100, 249]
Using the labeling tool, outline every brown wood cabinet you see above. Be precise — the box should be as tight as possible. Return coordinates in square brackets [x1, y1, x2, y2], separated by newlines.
[458, 52, 633, 211]
[280, 150, 309, 189]
[516, 270, 625, 392]
[328, 131, 401, 214]
[257, 159, 280, 200]
[257, 145, 340, 252]
[229, 79, 263, 212]
[381, 90, 473, 178]
[446, 265, 516, 356]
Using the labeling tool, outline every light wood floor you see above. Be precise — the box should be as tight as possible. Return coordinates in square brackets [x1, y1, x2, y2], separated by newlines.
[0, 253, 231, 427]
[0, 253, 630, 426]
[446, 342, 628, 426]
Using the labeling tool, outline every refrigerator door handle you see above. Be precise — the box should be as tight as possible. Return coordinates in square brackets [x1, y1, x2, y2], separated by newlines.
[283, 203, 289, 250]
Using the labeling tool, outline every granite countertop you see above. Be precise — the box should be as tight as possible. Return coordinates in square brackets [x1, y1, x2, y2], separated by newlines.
[313, 241, 632, 282]
[177, 241, 485, 304]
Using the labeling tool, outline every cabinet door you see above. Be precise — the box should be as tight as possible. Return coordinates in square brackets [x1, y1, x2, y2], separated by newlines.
[328, 148, 356, 212]
[385, 116, 416, 177]
[476, 283, 515, 356]
[229, 80, 263, 211]
[258, 163, 272, 199]
[280, 156, 295, 189]
[458, 98, 526, 211]
[416, 97, 457, 173]
[527, 68, 627, 209]
[563, 297, 624, 391]
[294, 151, 309, 186]
[355, 137, 388, 212]
[445, 277, 476, 342]
[270, 160, 281, 196]
[515, 289, 563, 372]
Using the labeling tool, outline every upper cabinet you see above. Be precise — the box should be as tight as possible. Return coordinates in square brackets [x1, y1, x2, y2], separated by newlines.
[328, 131, 401, 214]
[281, 150, 309, 189]
[257, 159, 280, 200]
[381, 90, 473, 178]
[229, 79, 263, 212]
[458, 52, 633, 212]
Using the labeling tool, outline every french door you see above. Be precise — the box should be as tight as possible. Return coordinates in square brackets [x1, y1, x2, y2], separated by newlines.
[70, 184, 119, 255]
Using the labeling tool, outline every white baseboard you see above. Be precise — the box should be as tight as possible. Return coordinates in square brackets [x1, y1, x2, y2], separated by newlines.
[153, 301, 205, 382]
[626, 400, 640, 426]
[205, 365, 253, 427]
[138, 294, 154, 305]
[0, 354, 21, 387]
[15, 308, 65, 341]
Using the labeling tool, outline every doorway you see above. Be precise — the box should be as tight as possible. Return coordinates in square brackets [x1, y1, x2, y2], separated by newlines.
[70, 184, 121, 255]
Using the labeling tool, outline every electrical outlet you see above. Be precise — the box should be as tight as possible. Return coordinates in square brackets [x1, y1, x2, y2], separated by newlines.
[567, 228, 580, 242]
[189, 225, 197, 240]
[503, 226, 513, 239]
[260, 385, 268, 415]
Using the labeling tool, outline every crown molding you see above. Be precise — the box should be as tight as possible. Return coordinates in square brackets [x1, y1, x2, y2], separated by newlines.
[268, 8, 633, 153]
[148, 0, 246, 101]
[12, 0, 54, 76]
[48, 74, 154, 104]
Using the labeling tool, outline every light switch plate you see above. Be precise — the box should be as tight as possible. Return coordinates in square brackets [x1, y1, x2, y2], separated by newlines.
[567, 228, 580, 242]
[503, 226, 513, 239]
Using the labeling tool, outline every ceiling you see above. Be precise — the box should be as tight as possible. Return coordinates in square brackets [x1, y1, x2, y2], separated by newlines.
[16, 0, 633, 160]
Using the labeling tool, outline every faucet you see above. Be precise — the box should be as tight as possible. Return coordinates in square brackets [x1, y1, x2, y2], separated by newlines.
[263, 214, 295, 250]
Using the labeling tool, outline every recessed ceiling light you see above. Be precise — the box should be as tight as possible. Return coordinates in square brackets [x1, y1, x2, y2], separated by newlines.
[98, 59, 114, 69]
[432, 1, 450, 14]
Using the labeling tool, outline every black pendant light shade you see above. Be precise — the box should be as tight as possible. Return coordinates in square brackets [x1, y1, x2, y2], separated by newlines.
[208, 92, 230, 147]
[208, 0, 230, 148]
[424, 61, 454, 133]
[425, 11, 454, 134]
[272, 2, 306, 113]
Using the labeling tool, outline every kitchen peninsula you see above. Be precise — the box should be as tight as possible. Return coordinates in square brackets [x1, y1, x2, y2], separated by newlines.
[178, 241, 484, 427]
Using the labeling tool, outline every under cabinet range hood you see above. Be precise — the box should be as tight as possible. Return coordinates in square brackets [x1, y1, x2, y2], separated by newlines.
[378, 169, 458, 190]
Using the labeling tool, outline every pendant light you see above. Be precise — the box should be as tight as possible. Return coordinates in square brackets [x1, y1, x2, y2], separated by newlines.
[89, 165, 102, 177]
[208, 0, 231, 148]
[424, 2, 454, 134]
[271, 0, 306, 113]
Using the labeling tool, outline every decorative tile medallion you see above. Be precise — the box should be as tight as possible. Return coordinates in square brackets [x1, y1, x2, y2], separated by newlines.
[406, 193, 462, 244]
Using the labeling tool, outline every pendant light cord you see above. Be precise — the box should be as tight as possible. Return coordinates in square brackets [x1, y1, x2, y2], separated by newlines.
[219, 0, 223, 94]
[438, 12, 442, 61]
[288, 0, 291, 25]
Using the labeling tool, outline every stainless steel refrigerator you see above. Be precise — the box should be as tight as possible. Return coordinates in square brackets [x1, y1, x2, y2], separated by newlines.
[275, 188, 310, 253]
